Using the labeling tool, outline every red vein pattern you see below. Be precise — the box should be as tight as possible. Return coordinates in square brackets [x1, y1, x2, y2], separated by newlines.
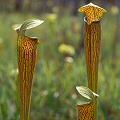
[77, 3, 106, 120]
[84, 20, 101, 93]
[77, 19, 101, 120]
[79, 3, 106, 24]
[18, 36, 39, 120]
[77, 103, 96, 120]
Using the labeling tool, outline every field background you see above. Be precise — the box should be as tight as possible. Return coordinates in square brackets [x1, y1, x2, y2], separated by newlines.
[0, 0, 120, 120]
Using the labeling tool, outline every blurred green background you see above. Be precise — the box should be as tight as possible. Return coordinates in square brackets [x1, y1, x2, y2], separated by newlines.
[0, 0, 120, 120]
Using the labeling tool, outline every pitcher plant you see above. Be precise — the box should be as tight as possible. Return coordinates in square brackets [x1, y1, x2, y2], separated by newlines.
[14, 19, 44, 120]
[76, 3, 106, 120]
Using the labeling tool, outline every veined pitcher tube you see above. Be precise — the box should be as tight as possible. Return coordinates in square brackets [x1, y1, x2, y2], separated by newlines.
[18, 35, 39, 120]
[15, 19, 44, 120]
[77, 3, 106, 120]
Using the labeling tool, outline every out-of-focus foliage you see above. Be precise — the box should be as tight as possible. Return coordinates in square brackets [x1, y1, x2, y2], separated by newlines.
[0, 0, 120, 120]
[58, 44, 75, 57]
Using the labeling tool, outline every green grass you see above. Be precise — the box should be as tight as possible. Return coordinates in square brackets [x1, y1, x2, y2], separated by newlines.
[0, 9, 120, 120]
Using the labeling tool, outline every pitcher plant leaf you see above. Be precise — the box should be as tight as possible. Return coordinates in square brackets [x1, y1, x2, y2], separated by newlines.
[76, 86, 99, 101]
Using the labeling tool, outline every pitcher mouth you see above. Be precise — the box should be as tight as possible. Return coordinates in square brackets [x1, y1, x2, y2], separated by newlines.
[84, 17, 100, 25]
